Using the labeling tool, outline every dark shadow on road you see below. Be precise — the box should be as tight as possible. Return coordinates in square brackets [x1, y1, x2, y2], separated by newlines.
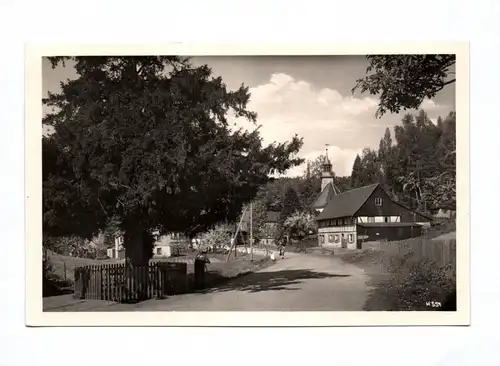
[201, 269, 350, 294]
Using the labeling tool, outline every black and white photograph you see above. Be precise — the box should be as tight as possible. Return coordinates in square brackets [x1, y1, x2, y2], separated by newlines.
[26, 44, 469, 325]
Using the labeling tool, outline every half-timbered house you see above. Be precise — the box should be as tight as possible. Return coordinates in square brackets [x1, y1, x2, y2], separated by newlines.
[315, 183, 432, 249]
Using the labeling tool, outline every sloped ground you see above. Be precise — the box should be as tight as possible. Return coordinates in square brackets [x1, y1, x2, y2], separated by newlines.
[339, 246, 456, 311]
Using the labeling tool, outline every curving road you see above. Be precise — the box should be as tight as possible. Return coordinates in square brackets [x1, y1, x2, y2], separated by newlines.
[44, 252, 371, 312]
[127, 251, 371, 311]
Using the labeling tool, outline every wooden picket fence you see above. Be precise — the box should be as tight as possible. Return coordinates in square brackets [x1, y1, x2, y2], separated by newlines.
[73, 262, 189, 302]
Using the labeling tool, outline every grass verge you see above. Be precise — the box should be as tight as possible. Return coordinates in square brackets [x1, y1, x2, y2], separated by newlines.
[339, 248, 456, 311]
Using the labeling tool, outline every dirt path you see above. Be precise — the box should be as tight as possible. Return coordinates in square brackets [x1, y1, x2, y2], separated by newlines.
[44, 252, 371, 312]
[82, 252, 371, 312]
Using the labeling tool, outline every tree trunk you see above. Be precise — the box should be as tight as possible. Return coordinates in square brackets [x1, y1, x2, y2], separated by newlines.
[123, 224, 154, 301]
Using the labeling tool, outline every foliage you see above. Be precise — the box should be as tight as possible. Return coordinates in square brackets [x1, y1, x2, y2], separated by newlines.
[422, 112, 456, 208]
[43, 235, 104, 258]
[280, 186, 302, 225]
[283, 211, 317, 242]
[350, 154, 363, 188]
[340, 248, 456, 311]
[249, 200, 272, 243]
[350, 149, 380, 189]
[393, 110, 455, 210]
[103, 216, 121, 248]
[200, 226, 231, 251]
[382, 256, 456, 311]
[42, 56, 304, 266]
[352, 55, 456, 118]
[43, 253, 72, 297]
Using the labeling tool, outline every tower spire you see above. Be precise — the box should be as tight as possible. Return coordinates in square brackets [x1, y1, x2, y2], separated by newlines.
[322, 143, 332, 173]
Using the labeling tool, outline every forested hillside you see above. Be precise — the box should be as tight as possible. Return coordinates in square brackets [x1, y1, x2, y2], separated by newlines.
[253, 109, 456, 221]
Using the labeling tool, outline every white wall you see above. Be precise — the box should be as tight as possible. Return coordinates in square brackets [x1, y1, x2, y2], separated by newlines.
[153, 243, 172, 258]
[111, 234, 175, 258]
[318, 225, 356, 233]
[357, 216, 400, 223]
[318, 230, 357, 249]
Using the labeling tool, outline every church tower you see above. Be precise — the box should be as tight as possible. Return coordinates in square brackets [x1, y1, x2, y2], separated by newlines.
[312, 144, 341, 212]
[321, 151, 334, 192]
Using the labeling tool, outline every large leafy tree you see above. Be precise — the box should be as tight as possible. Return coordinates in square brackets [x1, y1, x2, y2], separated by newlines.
[43, 56, 303, 267]
[353, 55, 456, 118]
[422, 111, 456, 209]
[394, 110, 442, 210]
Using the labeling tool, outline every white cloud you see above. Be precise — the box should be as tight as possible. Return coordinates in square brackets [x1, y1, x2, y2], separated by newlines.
[231, 73, 378, 177]
[420, 98, 442, 110]
[283, 147, 361, 178]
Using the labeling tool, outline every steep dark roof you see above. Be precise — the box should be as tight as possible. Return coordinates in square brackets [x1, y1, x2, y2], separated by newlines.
[315, 183, 379, 221]
[312, 182, 340, 209]
[357, 222, 423, 228]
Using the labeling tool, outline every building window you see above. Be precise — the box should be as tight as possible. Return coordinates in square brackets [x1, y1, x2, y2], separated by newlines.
[375, 198, 382, 206]
[384, 217, 390, 223]
[319, 235, 325, 244]
[367, 217, 375, 223]
[348, 234, 353, 242]
[156, 247, 162, 255]
[334, 235, 339, 243]
[328, 234, 334, 243]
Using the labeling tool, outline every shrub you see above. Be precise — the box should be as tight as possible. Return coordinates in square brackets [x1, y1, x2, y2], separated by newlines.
[341, 248, 456, 311]
[380, 254, 456, 311]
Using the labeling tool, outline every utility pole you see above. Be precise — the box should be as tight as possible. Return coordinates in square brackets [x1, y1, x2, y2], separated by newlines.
[226, 205, 248, 262]
[250, 202, 253, 261]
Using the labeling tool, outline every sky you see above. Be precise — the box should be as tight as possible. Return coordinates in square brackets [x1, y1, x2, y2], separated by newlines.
[42, 56, 455, 177]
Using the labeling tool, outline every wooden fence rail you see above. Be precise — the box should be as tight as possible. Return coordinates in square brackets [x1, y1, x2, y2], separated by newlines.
[74, 262, 189, 302]
[362, 238, 457, 270]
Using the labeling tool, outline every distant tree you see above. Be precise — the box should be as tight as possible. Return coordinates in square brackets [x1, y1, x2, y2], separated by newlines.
[42, 56, 304, 283]
[305, 155, 327, 179]
[280, 186, 302, 225]
[352, 55, 456, 118]
[423, 111, 456, 209]
[350, 154, 363, 188]
[360, 148, 381, 185]
[249, 199, 270, 244]
[200, 225, 231, 252]
[377, 127, 400, 198]
[283, 211, 317, 243]
[335, 176, 351, 193]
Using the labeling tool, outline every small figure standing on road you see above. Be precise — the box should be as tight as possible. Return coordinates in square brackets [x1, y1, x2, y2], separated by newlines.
[278, 238, 286, 259]
[279, 244, 285, 259]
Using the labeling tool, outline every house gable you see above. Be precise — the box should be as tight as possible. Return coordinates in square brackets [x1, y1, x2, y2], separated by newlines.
[354, 185, 432, 222]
